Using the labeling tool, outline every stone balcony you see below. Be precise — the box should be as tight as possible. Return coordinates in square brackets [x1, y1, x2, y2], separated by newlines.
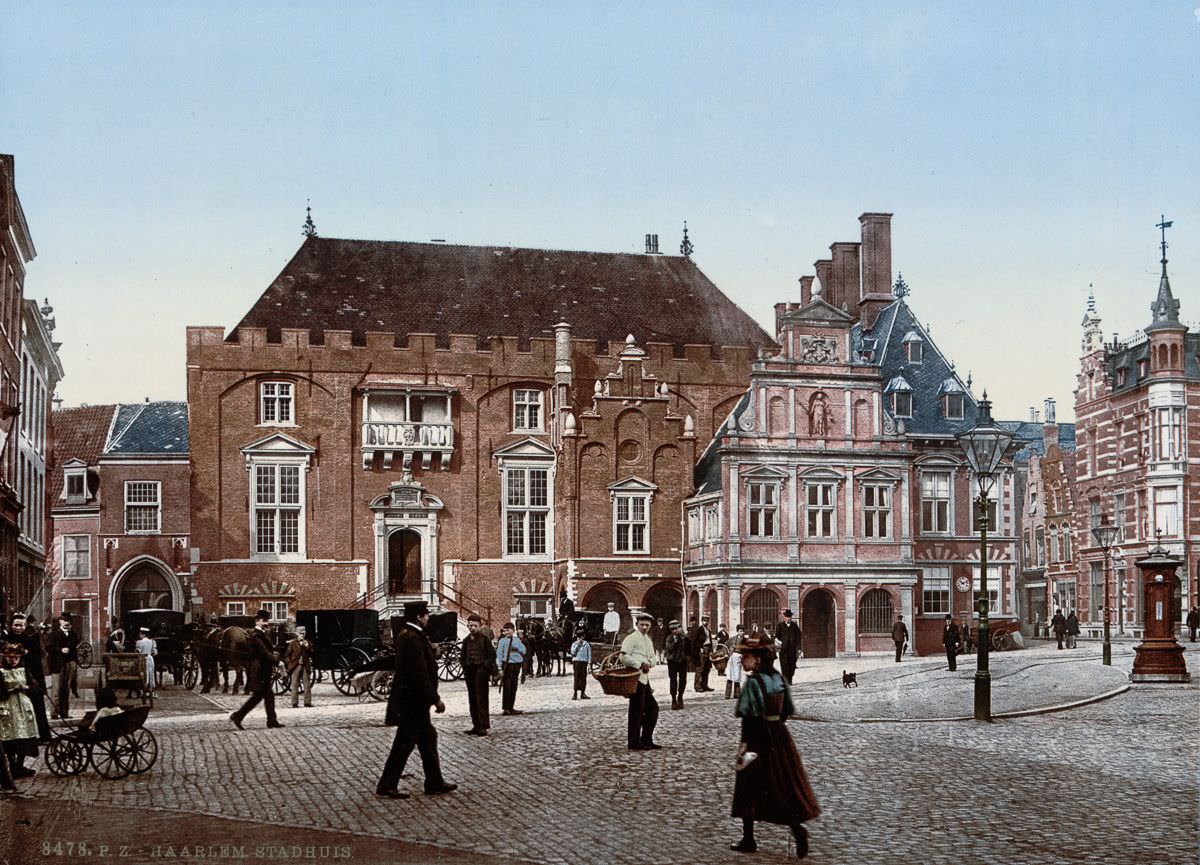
[361, 420, 454, 471]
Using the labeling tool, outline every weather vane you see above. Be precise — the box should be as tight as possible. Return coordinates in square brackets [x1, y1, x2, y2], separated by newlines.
[302, 200, 318, 238]
[1156, 214, 1172, 268]
[680, 220, 694, 258]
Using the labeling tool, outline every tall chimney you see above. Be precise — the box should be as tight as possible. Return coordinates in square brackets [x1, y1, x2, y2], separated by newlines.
[830, 242, 861, 316]
[814, 259, 833, 304]
[644, 234, 659, 254]
[799, 275, 814, 306]
[1044, 397, 1056, 425]
[1042, 397, 1058, 451]
[858, 212, 894, 330]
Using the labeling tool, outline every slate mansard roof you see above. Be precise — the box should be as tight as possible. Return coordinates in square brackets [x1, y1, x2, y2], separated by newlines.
[105, 402, 189, 456]
[230, 237, 776, 351]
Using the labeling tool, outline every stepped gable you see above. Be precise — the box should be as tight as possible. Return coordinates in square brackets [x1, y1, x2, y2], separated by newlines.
[50, 404, 116, 474]
[229, 237, 775, 351]
[104, 401, 189, 456]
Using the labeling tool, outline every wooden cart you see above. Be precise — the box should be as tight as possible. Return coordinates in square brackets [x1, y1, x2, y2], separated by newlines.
[104, 652, 153, 707]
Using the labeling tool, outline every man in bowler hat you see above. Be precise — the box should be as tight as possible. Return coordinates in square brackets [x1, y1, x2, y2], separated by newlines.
[774, 609, 802, 684]
[377, 600, 456, 798]
[229, 610, 284, 730]
[942, 614, 961, 671]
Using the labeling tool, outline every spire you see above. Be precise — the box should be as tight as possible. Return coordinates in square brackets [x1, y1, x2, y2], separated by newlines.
[680, 220, 694, 258]
[1146, 215, 1181, 332]
[302, 200, 318, 238]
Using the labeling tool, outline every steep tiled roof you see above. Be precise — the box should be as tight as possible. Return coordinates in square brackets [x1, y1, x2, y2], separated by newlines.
[230, 237, 775, 351]
[51, 405, 116, 473]
[104, 402, 189, 455]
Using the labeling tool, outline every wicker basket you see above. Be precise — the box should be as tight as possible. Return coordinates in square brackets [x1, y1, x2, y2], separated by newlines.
[593, 651, 641, 697]
[711, 645, 731, 676]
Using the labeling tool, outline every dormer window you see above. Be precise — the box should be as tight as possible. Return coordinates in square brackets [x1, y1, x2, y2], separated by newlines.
[1116, 367, 1128, 387]
[1137, 359, 1148, 378]
[893, 392, 912, 417]
[902, 331, 924, 364]
[65, 465, 87, 504]
[943, 393, 964, 420]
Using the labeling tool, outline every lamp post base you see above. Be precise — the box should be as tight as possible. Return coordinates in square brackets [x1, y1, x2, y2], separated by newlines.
[1102, 641, 1112, 666]
[973, 671, 991, 721]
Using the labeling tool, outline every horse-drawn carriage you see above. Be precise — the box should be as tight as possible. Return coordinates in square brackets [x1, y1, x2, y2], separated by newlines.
[297, 609, 392, 694]
[121, 609, 198, 689]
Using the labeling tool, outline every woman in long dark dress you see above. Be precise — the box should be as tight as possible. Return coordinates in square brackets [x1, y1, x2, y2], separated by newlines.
[730, 635, 820, 858]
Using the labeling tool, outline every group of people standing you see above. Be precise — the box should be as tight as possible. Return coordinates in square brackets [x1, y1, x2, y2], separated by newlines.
[1050, 609, 1081, 650]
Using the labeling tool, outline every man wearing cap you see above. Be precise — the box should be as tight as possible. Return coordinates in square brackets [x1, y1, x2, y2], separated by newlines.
[569, 627, 592, 700]
[620, 612, 660, 750]
[229, 610, 284, 730]
[135, 626, 158, 693]
[663, 619, 689, 710]
[460, 613, 496, 735]
[774, 609, 802, 685]
[942, 614, 961, 671]
[377, 600, 455, 798]
[495, 623, 526, 715]
[602, 602, 621, 646]
[6, 614, 50, 742]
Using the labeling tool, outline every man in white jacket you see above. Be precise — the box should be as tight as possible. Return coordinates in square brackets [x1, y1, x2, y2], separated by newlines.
[620, 612, 659, 751]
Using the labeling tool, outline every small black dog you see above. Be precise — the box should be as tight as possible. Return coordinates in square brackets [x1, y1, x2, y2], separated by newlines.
[841, 670, 858, 688]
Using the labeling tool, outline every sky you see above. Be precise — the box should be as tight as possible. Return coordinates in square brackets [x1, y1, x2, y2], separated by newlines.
[2, 1, 1198, 420]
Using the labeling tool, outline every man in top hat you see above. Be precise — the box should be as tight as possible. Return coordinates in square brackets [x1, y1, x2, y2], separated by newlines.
[230, 610, 284, 730]
[774, 609, 802, 685]
[376, 600, 456, 798]
[619, 612, 660, 750]
[891, 614, 909, 663]
[460, 613, 496, 735]
[942, 614, 961, 671]
[663, 619, 690, 710]
[6, 613, 50, 742]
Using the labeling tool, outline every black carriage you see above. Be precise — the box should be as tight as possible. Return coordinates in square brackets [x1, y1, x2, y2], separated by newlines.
[121, 609, 198, 689]
[45, 705, 158, 779]
[103, 653, 153, 707]
[386, 609, 461, 683]
[297, 609, 389, 694]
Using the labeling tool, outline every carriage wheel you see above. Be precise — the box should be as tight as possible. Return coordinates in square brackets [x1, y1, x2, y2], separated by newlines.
[992, 630, 1013, 651]
[437, 644, 463, 682]
[272, 661, 290, 695]
[91, 738, 135, 779]
[181, 651, 199, 690]
[127, 729, 158, 774]
[77, 642, 93, 669]
[332, 647, 371, 694]
[46, 738, 88, 776]
[367, 670, 392, 701]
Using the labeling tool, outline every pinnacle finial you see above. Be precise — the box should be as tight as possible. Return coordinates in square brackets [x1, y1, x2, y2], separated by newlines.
[302, 200, 318, 238]
[1087, 284, 1095, 313]
[680, 220, 694, 257]
[1157, 214, 1173, 273]
[893, 272, 909, 298]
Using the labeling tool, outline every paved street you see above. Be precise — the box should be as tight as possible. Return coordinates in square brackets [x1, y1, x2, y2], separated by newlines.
[4, 642, 1198, 865]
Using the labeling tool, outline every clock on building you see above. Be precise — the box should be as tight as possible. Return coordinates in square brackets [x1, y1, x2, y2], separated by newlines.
[956, 575, 971, 594]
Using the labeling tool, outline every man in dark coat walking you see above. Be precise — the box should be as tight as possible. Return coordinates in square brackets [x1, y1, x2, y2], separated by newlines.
[891, 614, 908, 663]
[942, 614, 961, 671]
[229, 610, 284, 730]
[460, 613, 496, 736]
[376, 601, 456, 798]
[688, 616, 714, 691]
[1187, 606, 1199, 642]
[774, 609, 802, 684]
[1051, 609, 1067, 650]
[663, 619, 690, 709]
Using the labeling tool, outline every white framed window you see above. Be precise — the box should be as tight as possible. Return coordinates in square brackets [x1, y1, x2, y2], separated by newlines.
[922, 566, 951, 614]
[863, 484, 891, 539]
[687, 509, 702, 544]
[943, 393, 964, 420]
[805, 483, 835, 538]
[893, 392, 912, 417]
[1113, 494, 1126, 543]
[972, 567, 1001, 614]
[124, 481, 162, 534]
[251, 462, 305, 558]
[1089, 561, 1104, 621]
[259, 600, 289, 622]
[1154, 487, 1179, 537]
[505, 466, 550, 557]
[704, 504, 720, 541]
[747, 482, 779, 539]
[224, 601, 246, 616]
[614, 493, 650, 554]
[920, 471, 950, 534]
[62, 535, 91, 579]
[260, 381, 294, 425]
[66, 468, 86, 503]
[513, 389, 544, 432]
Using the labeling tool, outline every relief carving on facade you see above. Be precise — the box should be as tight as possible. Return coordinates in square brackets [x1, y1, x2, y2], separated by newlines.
[799, 336, 838, 365]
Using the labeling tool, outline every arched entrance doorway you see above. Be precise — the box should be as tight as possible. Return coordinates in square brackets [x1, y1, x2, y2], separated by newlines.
[118, 562, 174, 618]
[388, 529, 422, 596]
[742, 588, 780, 635]
[642, 582, 682, 627]
[802, 589, 836, 658]
[581, 584, 630, 634]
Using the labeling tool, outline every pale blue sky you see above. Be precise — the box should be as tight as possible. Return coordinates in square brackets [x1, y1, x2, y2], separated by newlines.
[3, 1, 1197, 419]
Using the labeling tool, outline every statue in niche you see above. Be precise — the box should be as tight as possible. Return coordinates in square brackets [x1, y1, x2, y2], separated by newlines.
[808, 395, 831, 437]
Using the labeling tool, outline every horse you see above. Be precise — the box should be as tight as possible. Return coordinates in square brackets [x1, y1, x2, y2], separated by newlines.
[537, 625, 570, 677]
[192, 624, 224, 694]
[213, 625, 253, 694]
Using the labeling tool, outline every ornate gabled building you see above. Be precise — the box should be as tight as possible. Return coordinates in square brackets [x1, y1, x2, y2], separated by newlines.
[187, 234, 772, 629]
[684, 213, 1020, 657]
[1073, 227, 1198, 635]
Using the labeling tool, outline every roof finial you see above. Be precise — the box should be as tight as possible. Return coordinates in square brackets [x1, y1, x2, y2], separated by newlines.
[893, 272, 909, 298]
[680, 220, 694, 258]
[1157, 214, 1173, 274]
[1086, 283, 1095, 313]
[302, 200, 318, 238]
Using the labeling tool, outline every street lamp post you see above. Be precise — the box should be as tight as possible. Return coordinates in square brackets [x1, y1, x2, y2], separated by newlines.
[956, 392, 1014, 722]
[1091, 516, 1119, 666]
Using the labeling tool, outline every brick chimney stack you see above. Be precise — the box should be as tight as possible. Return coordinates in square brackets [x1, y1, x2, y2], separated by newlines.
[1042, 397, 1058, 451]
[858, 212, 893, 330]
[830, 242, 861, 318]
[814, 259, 833, 305]
[799, 275, 815, 306]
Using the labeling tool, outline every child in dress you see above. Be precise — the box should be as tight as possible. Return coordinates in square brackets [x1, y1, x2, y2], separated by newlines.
[0, 640, 40, 790]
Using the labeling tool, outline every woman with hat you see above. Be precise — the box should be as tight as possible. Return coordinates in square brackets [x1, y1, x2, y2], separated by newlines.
[0, 639, 40, 790]
[729, 634, 819, 858]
